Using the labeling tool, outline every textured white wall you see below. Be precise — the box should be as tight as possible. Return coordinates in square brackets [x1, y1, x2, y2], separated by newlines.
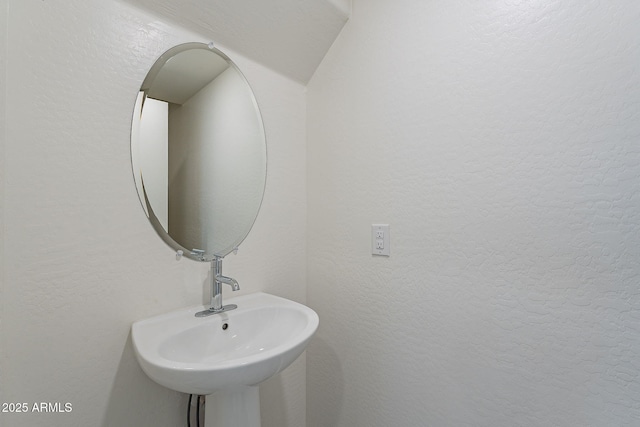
[0, 1, 307, 426]
[307, 1, 640, 426]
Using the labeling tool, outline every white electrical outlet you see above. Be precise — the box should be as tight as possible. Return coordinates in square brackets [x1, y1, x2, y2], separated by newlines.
[371, 224, 390, 256]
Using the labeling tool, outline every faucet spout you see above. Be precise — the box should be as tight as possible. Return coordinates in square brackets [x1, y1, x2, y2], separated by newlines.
[216, 273, 240, 291]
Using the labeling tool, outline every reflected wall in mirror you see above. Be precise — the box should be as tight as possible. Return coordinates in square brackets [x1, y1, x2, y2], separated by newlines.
[131, 43, 267, 261]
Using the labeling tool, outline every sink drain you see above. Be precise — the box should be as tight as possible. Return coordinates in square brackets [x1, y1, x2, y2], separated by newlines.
[222, 323, 229, 330]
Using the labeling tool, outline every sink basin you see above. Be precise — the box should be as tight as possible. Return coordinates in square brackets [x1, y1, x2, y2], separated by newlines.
[131, 292, 319, 395]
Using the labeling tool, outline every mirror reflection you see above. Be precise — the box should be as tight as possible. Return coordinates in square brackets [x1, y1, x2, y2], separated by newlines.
[131, 43, 267, 260]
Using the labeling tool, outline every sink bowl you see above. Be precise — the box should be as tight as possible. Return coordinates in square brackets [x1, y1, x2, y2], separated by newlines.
[131, 292, 319, 395]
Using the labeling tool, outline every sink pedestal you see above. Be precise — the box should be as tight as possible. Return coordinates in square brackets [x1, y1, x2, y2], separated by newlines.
[205, 386, 261, 427]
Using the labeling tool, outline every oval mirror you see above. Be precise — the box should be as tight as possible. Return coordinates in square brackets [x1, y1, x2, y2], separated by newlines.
[131, 42, 267, 261]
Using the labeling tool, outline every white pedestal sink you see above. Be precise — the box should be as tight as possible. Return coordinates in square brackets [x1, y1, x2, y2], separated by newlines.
[131, 292, 319, 427]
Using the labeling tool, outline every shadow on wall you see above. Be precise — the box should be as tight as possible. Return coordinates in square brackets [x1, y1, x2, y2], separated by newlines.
[101, 332, 186, 427]
[306, 336, 344, 427]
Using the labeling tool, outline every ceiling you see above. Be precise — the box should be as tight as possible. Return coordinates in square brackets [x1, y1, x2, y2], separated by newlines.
[123, 0, 351, 84]
[144, 48, 230, 104]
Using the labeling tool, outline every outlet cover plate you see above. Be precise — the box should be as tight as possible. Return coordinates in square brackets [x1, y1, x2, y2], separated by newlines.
[371, 224, 390, 256]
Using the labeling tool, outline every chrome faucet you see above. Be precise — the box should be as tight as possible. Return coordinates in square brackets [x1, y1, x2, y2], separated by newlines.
[195, 256, 240, 317]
